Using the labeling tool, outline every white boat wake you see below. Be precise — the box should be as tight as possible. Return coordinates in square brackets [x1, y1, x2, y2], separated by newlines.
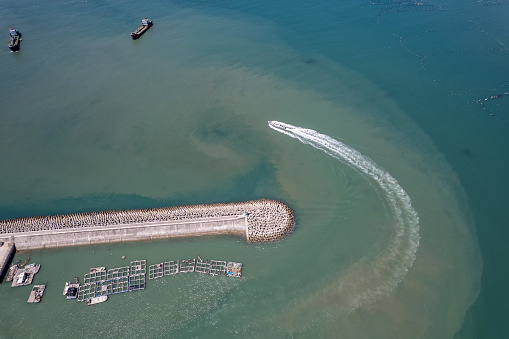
[269, 121, 420, 308]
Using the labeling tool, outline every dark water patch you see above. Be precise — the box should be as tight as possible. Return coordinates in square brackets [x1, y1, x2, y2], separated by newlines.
[462, 149, 473, 157]
[0, 159, 285, 221]
[193, 113, 231, 142]
[190, 107, 277, 161]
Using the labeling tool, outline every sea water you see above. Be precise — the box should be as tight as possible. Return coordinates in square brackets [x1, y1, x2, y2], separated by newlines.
[0, 0, 507, 337]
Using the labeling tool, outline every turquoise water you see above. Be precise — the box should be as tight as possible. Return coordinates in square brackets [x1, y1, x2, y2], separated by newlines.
[0, 0, 507, 337]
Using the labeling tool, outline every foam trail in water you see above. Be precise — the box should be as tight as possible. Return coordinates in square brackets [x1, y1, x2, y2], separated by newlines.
[269, 121, 420, 307]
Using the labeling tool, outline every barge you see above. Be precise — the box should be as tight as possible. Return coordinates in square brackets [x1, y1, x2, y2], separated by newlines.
[131, 18, 152, 39]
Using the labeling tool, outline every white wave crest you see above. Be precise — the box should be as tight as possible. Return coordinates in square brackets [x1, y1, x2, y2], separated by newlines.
[270, 121, 420, 307]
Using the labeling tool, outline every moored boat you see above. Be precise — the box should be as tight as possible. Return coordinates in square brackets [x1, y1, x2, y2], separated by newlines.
[20, 256, 29, 267]
[90, 266, 105, 272]
[86, 295, 108, 305]
[131, 18, 153, 40]
[8, 26, 22, 52]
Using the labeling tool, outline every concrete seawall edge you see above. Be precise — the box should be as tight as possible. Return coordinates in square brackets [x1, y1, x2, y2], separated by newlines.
[0, 199, 296, 251]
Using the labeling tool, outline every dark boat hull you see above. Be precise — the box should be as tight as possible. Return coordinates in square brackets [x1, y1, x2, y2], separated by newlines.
[8, 44, 20, 52]
[8, 30, 22, 52]
[131, 22, 153, 40]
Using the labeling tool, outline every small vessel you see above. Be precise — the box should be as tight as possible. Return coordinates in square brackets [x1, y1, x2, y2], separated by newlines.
[268, 121, 289, 130]
[8, 26, 22, 52]
[90, 267, 105, 273]
[131, 18, 153, 40]
[20, 256, 30, 267]
[86, 295, 108, 305]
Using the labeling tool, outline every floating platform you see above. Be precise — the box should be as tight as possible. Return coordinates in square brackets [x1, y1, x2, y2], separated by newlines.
[63, 282, 80, 299]
[77, 260, 146, 302]
[6, 264, 18, 282]
[27, 285, 45, 303]
[11, 263, 40, 287]
[148, 256, 240, 279]
[67, 256, 242, 305]
[226, 262, 243, 278]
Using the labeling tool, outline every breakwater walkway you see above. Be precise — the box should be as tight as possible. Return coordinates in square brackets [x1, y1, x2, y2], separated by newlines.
[0, 242, 15, 280]
[0, 199, 295, 251]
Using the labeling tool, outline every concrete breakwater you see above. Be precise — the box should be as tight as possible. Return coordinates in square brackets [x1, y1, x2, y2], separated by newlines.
[0, 242, 15, 280]
[0, 199, 295, 250]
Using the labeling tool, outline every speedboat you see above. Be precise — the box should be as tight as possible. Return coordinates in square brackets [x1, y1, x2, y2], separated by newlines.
[268, 121, 289, 130]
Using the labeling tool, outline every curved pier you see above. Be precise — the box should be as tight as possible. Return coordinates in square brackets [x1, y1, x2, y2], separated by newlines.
[0, 199, 295, 250]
